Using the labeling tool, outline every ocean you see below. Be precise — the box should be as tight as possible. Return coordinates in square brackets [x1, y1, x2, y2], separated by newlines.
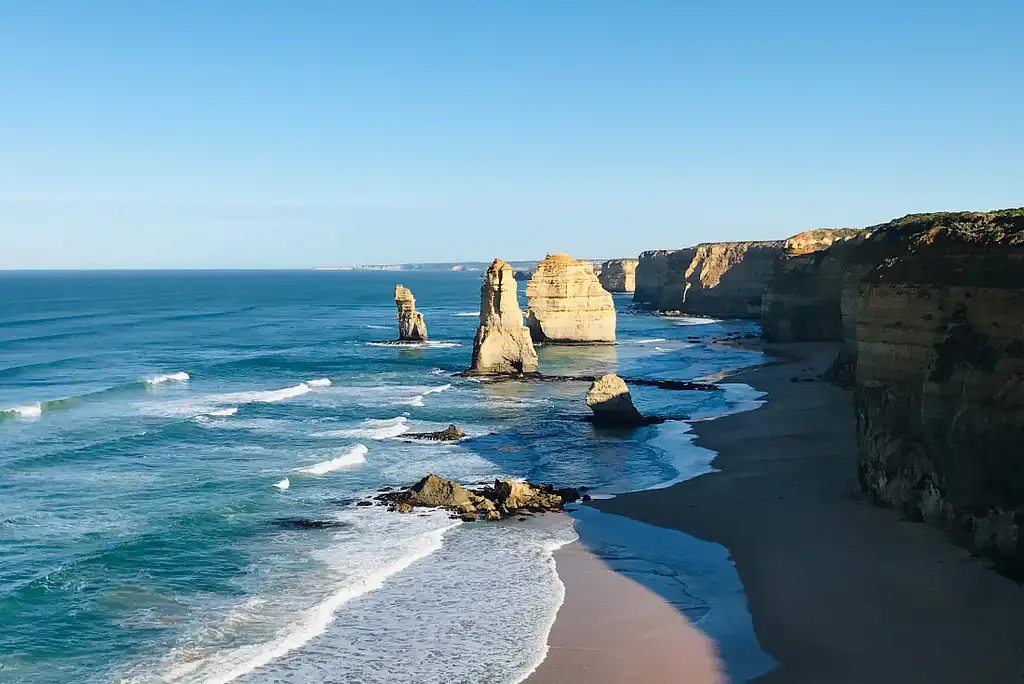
[0, 270, 769, 683]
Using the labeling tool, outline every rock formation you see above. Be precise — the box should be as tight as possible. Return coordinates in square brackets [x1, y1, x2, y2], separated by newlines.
[469, 259, 539, 375]
[394, 285, 427, 341]
[378, 474, 580, 522]
[760, 229, 870, 343]
[598, 258, 639, 293]
[405, 424, 466, 441]
[585, 374, 648, 425]
[525, 253, 616, 344]
[634, 242, 786, 317]
[852, 209, 1024, 568]
[634, 249, 684, 309]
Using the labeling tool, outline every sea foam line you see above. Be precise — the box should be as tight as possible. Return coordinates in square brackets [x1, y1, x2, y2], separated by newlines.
[146, 371, 191, 385]
[297, 444, 369, 475]
[315, 416, 409, 440]
[1, 402, 43, 419]
[164, 522, 461, 684]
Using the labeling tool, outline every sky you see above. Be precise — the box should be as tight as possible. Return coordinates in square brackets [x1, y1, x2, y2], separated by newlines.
[1, 1, 1021, 269]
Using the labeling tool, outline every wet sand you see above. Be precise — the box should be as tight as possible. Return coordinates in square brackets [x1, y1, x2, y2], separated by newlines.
[524, 540, 725, 684]
[532, 341, 1024, 683]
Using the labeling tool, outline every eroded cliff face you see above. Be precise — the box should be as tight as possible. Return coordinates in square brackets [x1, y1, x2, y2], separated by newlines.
[598, 259, 639, 293]
[760, 229, 869, 342]
[525, 254, 616, 344]
[394, 285, 427, 341]
[633, 250, 681, 309]
[673, 241, 785, 317]
[469, 259, 539, 375]
[852, 209, 1024, 567]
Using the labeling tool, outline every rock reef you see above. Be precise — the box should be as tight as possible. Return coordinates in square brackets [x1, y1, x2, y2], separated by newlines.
[469, 259, 539, 375]
[585, 374, 649, 426]
[394, 285, 427, 341]
[598, 259, 639, 293]
[379, 474, 579, 521]
[525, 253, 616, 344]
[405, 424, 466, 441]
[852, 209, 1024, 568]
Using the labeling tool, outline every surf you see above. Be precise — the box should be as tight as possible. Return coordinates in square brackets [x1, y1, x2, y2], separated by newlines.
[297, 444, 369, 475]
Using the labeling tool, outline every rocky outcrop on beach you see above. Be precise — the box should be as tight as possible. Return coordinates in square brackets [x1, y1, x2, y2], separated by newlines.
[394, 285, 427, 341]
[379, 474, 580, 521]
[405, 424, 466, 441]
[760, 229, 870, 343]
[598, 259, 639, 293]
[525, 254, 616, 344]
[852, 209, 1024, 567]
[586, 374, 649, 426]
[469, 259, 539, 375]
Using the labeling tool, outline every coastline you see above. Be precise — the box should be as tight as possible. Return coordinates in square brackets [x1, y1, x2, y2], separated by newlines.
[567, 341, 1024, 682]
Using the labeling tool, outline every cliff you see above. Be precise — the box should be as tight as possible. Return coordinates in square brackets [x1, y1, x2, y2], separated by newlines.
[394, 285, 427, 341]
[760, 229, 869, 342]
[633, 250, 682, 309]
[598, 259, 639, 293]
[525, 254, 616, 344]
[852, 209, 1024, 567]
[469, 259, 539, 374]
[669, 241, 784, 317]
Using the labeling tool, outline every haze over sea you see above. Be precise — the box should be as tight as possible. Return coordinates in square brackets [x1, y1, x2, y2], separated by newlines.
[0, 270, 767, 683]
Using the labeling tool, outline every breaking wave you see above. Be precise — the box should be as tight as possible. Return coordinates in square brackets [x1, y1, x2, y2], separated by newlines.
[297, 444, 369, 475]
[145, 372, 191, 385]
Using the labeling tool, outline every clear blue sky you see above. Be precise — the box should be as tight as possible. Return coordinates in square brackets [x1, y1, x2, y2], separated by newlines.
[1, 1, 1021, 268]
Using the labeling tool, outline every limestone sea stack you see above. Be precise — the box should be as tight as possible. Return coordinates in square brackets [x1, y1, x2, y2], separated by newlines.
[586, 374, 647, 425]
[469, 259, 539, 375]
[525, 254, 616, 344]
[598, 258, 639, 293]
[394, 285, 427, 341]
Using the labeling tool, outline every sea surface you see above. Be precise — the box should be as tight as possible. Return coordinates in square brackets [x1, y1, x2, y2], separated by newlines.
[0, 270, 767, 683]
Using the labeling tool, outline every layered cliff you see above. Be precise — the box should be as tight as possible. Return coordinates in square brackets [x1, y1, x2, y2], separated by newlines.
[633, 250, 679, 308]
[598, 259, 639, 293]
[469, 259, 539, 375]
[394, 285, 427, 341]
[525, 254, 616, 344]
[670, 241, 784, 317]
[852, 209, 1024, 566]
[760, 229, 869, 342]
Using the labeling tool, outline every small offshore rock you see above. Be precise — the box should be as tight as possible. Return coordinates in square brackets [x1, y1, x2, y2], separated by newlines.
[586, 374, 648, 426]
[356, 500, 374, 507]
[405, 424, 466, 441]
[394, 285, 428, 341]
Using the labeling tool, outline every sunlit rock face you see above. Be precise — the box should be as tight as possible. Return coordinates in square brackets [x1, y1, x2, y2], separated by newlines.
[394, 285, 428, 341]
[525, 254, 616, 344]
[469, 258, 539, 375]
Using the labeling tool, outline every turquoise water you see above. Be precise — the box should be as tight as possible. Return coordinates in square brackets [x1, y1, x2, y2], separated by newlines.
[0, 271, 765, 683]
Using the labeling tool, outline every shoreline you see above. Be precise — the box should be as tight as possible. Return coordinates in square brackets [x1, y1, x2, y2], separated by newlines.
[572, 341, 1024, 682]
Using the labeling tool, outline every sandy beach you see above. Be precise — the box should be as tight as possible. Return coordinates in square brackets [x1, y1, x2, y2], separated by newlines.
[531, 341, 1024, 683]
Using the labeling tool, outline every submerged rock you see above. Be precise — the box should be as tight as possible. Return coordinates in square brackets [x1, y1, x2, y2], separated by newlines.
[525, 253, 616, 344]
[585, 374, 647, 426]
[469, 259, 539, 375]
[378, 474, 579, 520]
[394, 285, 428, 341]
[405, 424, 466, 441]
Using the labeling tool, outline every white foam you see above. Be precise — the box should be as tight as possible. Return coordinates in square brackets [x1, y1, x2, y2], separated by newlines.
[453, 311, 480, 316]
[272, 478, 290, 491]
[428, 368, 445, 376]
[315, 416, 409, 440]
[3, 403, 42, 418]
[424, 341, 461, 349]
[162, 522, 460, 684]
[423, 383, 452, 395]
[398, 395, 425, 407]
[146, 371, 191, 385]
[670, 316, 721, 326]
[364, 324, 390, 329]
[631, 338, 667, 344]
[209, 407, 238, 417]
[297, 444, 369, 475]
[307, 378, 332, 387]
[367, 341, 461, 349]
